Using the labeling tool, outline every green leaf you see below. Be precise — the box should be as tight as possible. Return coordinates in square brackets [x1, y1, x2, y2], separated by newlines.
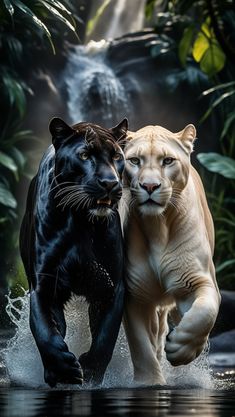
[200, 42, 226, 77]
[221, 112, 235, 139]
[145, 0, 156, 19]
[2, 74, 26, 117]
[202, 81, 235, 96]
[9, 146, 26, 170]
[0, 151, 18, 173]
[0, 182, 17, 208]
[216, 259, 235, 274]
[41, 1, 76, 33]
[192, 26, 210, 63]
[179, 25, 194, 66]
[46, 0, 72, 14]
[197, 152, 235, 179]
[216, 217, 235, 227]
[3, 0, 14, 15]
[5, 36, 23, 60]
[87, 0, 111, 37]
[12, 0, 55, 54]
[200, 90, 235, 122]
[47, 0, 83, 24]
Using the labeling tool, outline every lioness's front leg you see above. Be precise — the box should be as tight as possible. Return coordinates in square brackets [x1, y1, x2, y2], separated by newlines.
[165, 285, 220, 366]
[124, 296, 166, 385]
[30, 281, 83, 387]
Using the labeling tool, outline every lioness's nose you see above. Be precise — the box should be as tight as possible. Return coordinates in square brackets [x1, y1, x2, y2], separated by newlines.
[98, 179, 119, 191]
[140, 182, 161, 194]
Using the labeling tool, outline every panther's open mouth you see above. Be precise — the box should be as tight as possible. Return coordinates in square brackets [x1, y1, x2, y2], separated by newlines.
[90, 198, 114, 218]
[97, 198, 112, 208]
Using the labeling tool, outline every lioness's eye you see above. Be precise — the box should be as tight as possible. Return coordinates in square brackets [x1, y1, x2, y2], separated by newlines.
[113, 152, 123, 161]
[163, 157, 174, 165]
[129, 157, 140, 166]
[79, 151, 89, 161]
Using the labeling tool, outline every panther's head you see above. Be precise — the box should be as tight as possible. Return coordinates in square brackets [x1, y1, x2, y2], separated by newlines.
[49, 117, 128, 218]
[124, 124, 196, 216]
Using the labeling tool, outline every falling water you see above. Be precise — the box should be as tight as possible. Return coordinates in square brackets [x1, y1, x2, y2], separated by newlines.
[63, 40, 131, 127]
[86, 0, 146, 41]
[101, 0, 146, 40]
[2, 291, 215, 389]
[0, 0, 222, 392]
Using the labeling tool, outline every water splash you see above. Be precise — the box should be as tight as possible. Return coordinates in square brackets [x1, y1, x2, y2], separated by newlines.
[3, 291, 44, 387]
[63, 41, 130, 127]
[2, 292, 216, 389]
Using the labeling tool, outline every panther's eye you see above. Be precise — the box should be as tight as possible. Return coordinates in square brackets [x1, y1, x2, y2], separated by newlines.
[163, 157, 175, 166]
[128, 157, 140, 166]
[79, 151, 89, 161]
[113, 152, 123, 161]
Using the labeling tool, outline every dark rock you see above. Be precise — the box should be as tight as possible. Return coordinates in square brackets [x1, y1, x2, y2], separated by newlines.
[211, 291, 235, 337]
[210, 330, 235, 353]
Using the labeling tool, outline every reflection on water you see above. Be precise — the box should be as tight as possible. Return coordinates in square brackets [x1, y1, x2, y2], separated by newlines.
[0, 388, 235, 417]
[1, 294, 235, 417]
[2, 293, 215, 390]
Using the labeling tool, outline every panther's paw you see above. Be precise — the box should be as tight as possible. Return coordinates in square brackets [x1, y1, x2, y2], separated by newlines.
[44, 349, 83, 387]
[79, 352, 104, 385]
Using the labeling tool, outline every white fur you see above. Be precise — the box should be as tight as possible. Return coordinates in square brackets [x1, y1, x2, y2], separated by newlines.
[122, 125, 221, 385]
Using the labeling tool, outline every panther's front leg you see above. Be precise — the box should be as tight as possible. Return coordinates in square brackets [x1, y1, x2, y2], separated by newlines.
[165, 285, 220, 366]
[79, 281, 124, 384]
[30, 279, 83, 387]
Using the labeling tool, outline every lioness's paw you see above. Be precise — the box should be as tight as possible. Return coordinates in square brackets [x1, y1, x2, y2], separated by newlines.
[165, 328, 206, 366]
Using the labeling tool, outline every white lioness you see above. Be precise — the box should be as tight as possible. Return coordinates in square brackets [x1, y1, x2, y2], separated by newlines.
[122, 123, 221, 385]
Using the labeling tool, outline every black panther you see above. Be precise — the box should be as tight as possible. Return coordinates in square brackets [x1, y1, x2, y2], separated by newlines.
[20, 117, 128, 387]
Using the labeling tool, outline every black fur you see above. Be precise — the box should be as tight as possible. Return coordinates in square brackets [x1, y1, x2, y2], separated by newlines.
[20, 117, 128, 387]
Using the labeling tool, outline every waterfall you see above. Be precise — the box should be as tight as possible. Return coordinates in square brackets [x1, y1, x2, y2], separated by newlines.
[63, 40, 131, 127]
[102, 0, 146, 40]
[62, 0, 147, 128]
[87, 0, 146, 41]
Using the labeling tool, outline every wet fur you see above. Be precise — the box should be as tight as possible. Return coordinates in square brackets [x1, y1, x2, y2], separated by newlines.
[20, 118, 128, 387]
[122, 124, 221, 385]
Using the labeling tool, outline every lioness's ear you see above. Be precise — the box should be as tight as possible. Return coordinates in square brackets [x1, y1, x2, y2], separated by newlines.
[110, 118, 128, 142]
[49, 117, 75, 149]
[177, 124, 196, 153]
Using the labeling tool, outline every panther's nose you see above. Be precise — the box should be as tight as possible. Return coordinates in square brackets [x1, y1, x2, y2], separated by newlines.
[98, 179, 119, 192]
[140, 182, 161, 194]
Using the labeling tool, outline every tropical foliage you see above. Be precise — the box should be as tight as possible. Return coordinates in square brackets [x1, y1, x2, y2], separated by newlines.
[0, 0, 79, 317]
[146, 0, 235, 287]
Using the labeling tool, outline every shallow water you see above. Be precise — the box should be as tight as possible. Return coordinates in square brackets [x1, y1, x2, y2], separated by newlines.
[1, 387, 235, 417]
[2, 292, 215, 390]
[1, 293, 235, 416]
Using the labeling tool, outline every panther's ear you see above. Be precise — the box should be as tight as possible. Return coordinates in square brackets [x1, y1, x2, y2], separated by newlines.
[110, 118, 128, 143]
[49, 117, 75, 149]
[177, 124, 196, 153]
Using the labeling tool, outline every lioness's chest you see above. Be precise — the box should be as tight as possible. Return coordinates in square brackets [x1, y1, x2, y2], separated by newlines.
[126, 221, 172, 304]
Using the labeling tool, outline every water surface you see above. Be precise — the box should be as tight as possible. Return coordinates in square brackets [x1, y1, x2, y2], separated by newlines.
[1, 387, 235, 417]
[1, 294, 235, 417]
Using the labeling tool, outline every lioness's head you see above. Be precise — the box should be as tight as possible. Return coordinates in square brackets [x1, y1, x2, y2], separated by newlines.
[124, 124, 196, 216]
[49, 117, 128, 218]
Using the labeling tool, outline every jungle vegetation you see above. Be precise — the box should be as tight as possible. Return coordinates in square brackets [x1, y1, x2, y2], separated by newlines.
[0, 0, 234, 314]
[146, 0, 235, 288]
[0, 0, 80, 321]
